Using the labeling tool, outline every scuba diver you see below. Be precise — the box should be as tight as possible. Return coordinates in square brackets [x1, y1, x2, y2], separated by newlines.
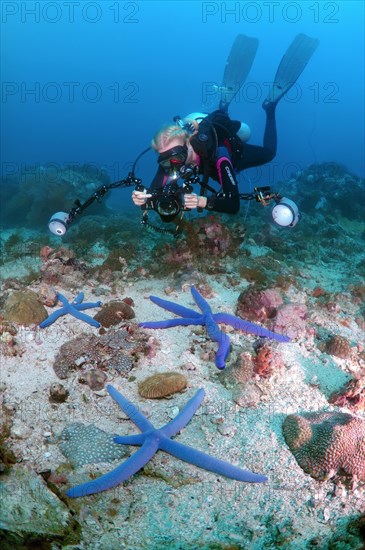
[132, 33, 319, 223]
[47, 34, 319, 237]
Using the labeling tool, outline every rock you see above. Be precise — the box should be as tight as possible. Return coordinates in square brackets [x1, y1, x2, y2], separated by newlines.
[0, 465, 79, 544]
[10, 420, 32, 439]
[49, 383, 69, 403]
[2, 290, 48, 326]
[93, 301, 135, 327]
[83, 368, 107, 391]
[38, 284, 58, 307]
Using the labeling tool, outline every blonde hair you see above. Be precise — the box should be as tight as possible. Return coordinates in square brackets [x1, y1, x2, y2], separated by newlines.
[151, 119, 199, 151]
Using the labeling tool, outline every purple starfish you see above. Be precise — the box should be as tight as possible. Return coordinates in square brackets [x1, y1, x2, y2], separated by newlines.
[139, 286, 290, 369]
[66, 385, 267, 497]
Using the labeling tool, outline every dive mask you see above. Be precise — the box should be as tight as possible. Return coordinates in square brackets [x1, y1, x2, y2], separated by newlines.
[157, 144, 188, 169]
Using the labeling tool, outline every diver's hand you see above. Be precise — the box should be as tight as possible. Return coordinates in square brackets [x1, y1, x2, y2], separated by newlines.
[132, 189, 152, 206]
[184, 193, 208, 209]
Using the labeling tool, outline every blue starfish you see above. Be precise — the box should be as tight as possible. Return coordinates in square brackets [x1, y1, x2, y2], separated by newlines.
[39, 292, 101, 329]
[139, 286, 290, 369]
[66, 385, 267, 497]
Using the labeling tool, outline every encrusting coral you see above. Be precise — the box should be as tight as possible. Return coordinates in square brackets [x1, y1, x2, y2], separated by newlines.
[282, 411, 365, 481]
[53, 327, 149, 379]
[59, 423, 129, 468]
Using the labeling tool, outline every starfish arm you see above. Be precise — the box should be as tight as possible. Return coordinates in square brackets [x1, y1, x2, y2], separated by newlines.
[160, 438, 268, 483]
[139, 317, 203, 329]
[75, 301, 102, 310]
[39, 309, 65, 328]
[69, 310, 101, 328]
[114, 434, 146, 446]
[107, 385, 155, 432]
[66, 439, 158, 498]
[191, 286, 212, 315]
[72, 292, 84, 305]
[149, 296, 201, 319]
[203, 316, 231, 369]
[205, 315, 224, 342]
[213, 313, 290, 343]
[215, 333, 231, 370]
[56, 293, 69, 307]
[161, 389, 206, 438]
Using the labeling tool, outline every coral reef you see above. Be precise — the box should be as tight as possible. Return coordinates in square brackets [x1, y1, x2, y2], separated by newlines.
[40, 247, 89, 287]
[2, 290, 48, 325]
[286, 162, 364, 222]
[282, 411, 365, 480]
[138, 372, 188, 399]
[149, 215, 244, 276]
[59, 423, 129, 467]
[0, 163, 112, 229]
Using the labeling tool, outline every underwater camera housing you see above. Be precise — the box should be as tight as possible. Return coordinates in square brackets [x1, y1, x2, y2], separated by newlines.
[141, 164, 198, 223]
[147, 182, 184, 222]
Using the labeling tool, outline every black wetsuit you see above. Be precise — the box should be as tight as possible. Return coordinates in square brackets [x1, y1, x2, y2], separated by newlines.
[149, 108, 277, 215]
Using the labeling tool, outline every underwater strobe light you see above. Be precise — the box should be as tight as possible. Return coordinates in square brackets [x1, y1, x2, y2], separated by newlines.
[48, 212, 70, 236]
[271, 198, 300, 227]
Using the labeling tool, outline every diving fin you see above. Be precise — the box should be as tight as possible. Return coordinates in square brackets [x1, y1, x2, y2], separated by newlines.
[263, 33, 319, 107]
[219, 34, 259, 111]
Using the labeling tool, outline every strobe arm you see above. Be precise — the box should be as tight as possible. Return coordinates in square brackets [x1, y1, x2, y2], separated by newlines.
[48, 172, 142, 236]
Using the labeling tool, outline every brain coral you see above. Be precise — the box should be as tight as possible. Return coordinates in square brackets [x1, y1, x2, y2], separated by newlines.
[282, 411, 365, 480]
[325, 335, 352, 359]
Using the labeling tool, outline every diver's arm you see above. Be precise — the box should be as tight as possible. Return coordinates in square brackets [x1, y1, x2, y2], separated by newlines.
[205, 150, 240, 214]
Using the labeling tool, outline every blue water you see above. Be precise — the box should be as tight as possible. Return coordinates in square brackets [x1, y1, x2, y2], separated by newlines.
[1, 0, 364, 216]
